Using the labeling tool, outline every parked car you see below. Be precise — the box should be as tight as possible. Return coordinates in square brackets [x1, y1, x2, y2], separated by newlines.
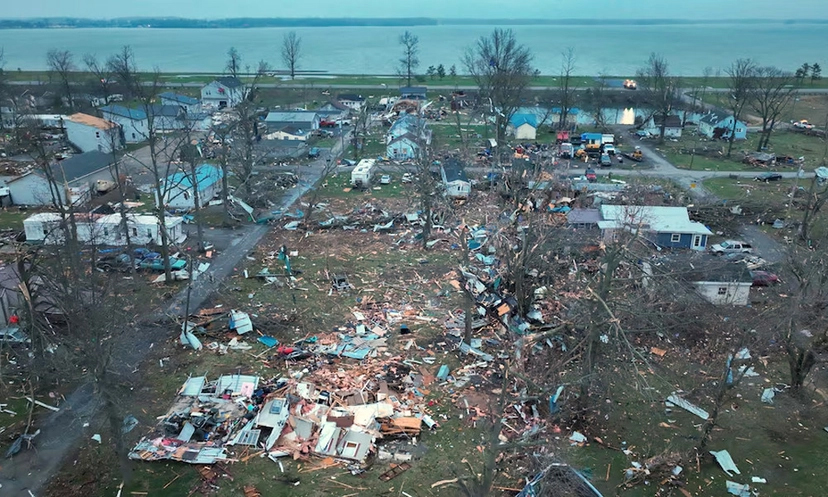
[308, 147, 321, 159]
[599, 153, 612, 167]
[635, 130, 652, 139]
[134, 248, 161, 261]
[139, 257, 187, 272]
[0, 327, 30, 346]
[401, 173, 413, 183]
[97, 253, 135, 272]
[585, 168, 597, 182]
[755, 172, 783, 182]
[793, 120, 813, 129]
[750, 270, 780, 287]
[711, 240, 753, 255]
[380, 174, 391, 185]
[602, 144, 616, 156]
[338, 158, 356, 167]
[320, 119, 337, 128]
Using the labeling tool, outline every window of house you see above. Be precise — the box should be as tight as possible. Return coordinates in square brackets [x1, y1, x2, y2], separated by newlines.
[693, 235, 703, 247]
[717, 287, 727, 295]
[132, 227, 138, 236]
[96, 131, 100, 138]
[183, 191, 190, 200]
[670, 233, 681, 243]
[103, 227, 109, 236]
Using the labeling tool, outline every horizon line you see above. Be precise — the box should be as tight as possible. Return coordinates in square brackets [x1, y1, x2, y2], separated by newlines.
[1, 16, 827, 22]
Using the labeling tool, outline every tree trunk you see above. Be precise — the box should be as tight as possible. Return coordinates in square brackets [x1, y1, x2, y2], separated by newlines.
[786, 343, 816, 390]
[726, 119, 738, 157]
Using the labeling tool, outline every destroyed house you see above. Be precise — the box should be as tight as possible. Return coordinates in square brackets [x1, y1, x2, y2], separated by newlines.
[655, 254, 753, 306]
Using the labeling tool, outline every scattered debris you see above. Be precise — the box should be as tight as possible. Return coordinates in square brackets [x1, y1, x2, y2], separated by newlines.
[761, 388, 775, 404]
[710, 449, 741, 476]
[378, 462, 411, 481]
[666, 394, 709, 420]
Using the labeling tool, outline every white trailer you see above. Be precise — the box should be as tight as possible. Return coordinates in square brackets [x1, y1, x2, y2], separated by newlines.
[350, 159, 376, 187]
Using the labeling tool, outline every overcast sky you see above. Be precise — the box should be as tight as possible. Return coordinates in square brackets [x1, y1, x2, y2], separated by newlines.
[4, 0, 827, 19]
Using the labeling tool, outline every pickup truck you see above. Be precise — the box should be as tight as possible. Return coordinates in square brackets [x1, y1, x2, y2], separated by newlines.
[320, 119, 337, 128]
[710, 240, 753, 255]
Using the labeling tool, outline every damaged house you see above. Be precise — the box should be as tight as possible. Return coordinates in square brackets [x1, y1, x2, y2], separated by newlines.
[598, 205, 712, 251]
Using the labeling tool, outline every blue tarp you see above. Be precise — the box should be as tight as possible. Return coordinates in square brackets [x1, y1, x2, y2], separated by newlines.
[258, 336, 279, 348]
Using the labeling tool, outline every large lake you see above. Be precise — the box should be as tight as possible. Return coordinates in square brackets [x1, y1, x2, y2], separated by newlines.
[0, 24, 824, 75]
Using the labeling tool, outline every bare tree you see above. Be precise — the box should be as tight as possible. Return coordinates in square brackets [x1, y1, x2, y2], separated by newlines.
[558, 47, 577, 130]
[589, 74, 610, 131]
[281, 31, 302, 80]
[83, 53, 114, 104]
[462, 28, 534, 147]
[637, 53, 680, 143]
[751, 66, 794, 151]
[0, 47, 8, 131]
[108, 47, 188, 282]
[180, 139, 207, 250]
[686, 66, 713, 126]
[226, 46, 242, 78]
[46, 49, 76, 110]
[349, 103, 371, 162]
[725, 58, 757, 157]
[398, 31, 420, 87]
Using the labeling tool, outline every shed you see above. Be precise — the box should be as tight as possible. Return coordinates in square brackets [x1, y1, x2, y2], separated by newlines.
[508, 114, 538, 140]
[336, 94, 366, 111]
[264, 111, 320, 132]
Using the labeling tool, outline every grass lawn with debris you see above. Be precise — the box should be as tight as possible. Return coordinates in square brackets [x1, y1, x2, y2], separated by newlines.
[659, 131, 825, 172]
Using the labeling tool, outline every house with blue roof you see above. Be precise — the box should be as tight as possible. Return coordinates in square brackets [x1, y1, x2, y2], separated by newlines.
[159, 92, 201, 114]
[508, 113, 538, 140]
[100, 105, 148, 143]
[157, 164, 224, 210]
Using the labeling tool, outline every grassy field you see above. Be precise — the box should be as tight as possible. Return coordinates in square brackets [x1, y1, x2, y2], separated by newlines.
[0, 208, 30, 230]
[659, 130, 826, 171]
[10, 70, 828, 89]
[703, 176, 799, 202]
[699, 93, 828, 126]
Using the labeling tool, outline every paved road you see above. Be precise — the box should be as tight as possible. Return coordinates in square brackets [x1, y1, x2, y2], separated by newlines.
[0, 132, 351, 496]
[9, 79, 828, 94]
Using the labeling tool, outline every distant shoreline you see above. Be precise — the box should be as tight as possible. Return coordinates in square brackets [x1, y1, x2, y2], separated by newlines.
[1, 17, 827, 29]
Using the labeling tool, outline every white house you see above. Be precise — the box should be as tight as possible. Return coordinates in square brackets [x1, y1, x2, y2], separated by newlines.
[6, 151, 115, 206]
[100, 105, 148, 143]
[264, 126, 309, 141]
[158, 164, 224, 210]
[64, 113, 121, 153]
[508, 114, 538, 140]
[336, 94, 366, 111]
[642, 115, 683, 138]
[24, 212, 185, 246]
[698, 109, 747, 140]
[387, 133, 423, 160]
[201, 77, 245, 109]
[387, 115, 430, 144]
[441, 160, 471, 198]
[159, 92, 201, 114]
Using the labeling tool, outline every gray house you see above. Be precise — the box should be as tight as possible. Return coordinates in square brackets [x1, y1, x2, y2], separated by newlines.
[263, 111, 320, 133]
[440, 160, 471, 198]
[159, 92, 201, 113]
[6, 151, 115, 206]
[400, 86, 427, 100]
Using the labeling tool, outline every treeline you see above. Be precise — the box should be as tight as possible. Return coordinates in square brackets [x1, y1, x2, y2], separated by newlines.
[1, 17, 828, 29]
[0, 17, 440, 29]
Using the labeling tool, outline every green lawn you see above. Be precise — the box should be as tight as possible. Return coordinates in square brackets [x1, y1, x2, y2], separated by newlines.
[659, 131, 825, 171]
[0, 208, 31, 231]
[703, 176, 799, 203]
[315, 169, 408, 199]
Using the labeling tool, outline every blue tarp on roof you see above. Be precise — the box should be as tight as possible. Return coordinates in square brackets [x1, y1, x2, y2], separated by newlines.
[165, 164, 223, 192]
